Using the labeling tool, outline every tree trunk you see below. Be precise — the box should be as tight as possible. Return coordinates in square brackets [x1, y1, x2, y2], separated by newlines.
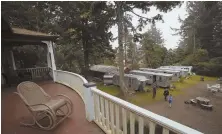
[132, 43, 136, 69]
[82, 31, 90, 77]
[117, 2, 127, 97]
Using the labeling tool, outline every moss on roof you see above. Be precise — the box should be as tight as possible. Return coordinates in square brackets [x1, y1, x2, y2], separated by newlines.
[12, 27, 55, 37]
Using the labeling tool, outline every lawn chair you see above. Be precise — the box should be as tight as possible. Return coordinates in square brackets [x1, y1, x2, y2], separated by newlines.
[207, 84, 211, 90]
[15, 81, 73, 130]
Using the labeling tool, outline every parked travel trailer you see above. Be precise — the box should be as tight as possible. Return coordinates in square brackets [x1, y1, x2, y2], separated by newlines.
[103, 74, 114, 85]
[158, 67, 189, 77]
[112, 74, 148, 91]
[159, 66, 192, 74]
[130, 70, 173, 88]
[139, 68, 180, 81]
[89, 65, 118, 80]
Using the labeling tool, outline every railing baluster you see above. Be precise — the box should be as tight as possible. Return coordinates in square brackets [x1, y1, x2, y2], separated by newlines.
[163, 128, 169, 134]
[110, 102, 115, 133]
[97, 95, 101, 123]
[122, 108, 127, 134]
[130, 112, 135, 134]
[94, 93, 99, 122]
[138, 116, 144, 134]
[105, 99, 110, 130]
[33, 69, 35, 77]
[30, 69, 34, 78]
[100, 96, 105, 126]
[115, 104, 120, 134]
[33, 69, 36, 77]
[149, 121, 156, 134]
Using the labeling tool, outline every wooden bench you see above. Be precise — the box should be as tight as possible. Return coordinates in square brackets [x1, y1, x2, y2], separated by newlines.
[201, 104, 213, 110]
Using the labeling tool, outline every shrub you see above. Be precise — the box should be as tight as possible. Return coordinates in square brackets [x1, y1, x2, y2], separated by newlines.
[179, 77, 185, 83]
[193, 62, 222, 77]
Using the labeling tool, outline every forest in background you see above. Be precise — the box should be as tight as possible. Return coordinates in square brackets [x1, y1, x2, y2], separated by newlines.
[2, 1, 222, 77]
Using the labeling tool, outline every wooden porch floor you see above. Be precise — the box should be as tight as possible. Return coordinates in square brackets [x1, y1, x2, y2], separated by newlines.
[2, 81, 104, 134]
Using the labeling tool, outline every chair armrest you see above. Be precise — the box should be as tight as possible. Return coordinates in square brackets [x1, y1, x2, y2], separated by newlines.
[53, 94, 72, 105]
[29, 103, 55, 115]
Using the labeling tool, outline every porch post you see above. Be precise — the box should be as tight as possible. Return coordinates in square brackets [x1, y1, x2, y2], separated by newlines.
[10, 50, 16, 70]
[47, 49, 51, 68]
[83, 82, 96, 122]
[43, 41, 57, 81]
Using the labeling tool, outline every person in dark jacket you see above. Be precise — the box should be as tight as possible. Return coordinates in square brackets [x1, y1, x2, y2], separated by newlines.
[163, 88, 169, 101]
[152, 80, 157, 99]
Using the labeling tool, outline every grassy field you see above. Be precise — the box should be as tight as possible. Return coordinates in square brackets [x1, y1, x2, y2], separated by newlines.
[96, 83, 121, 96]
[96, 75, 217, 106]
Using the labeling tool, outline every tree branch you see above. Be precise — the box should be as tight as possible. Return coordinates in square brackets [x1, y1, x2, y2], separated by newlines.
[130, 10, 150, 20]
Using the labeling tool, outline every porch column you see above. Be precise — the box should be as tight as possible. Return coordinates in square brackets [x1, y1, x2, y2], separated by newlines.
[10, 50, 16, 70]
[83, 82, 96, 122]
[43, 41, 56, 81]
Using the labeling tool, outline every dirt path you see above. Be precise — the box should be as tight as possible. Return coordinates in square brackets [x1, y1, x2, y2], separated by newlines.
[143, 81, 222, 134]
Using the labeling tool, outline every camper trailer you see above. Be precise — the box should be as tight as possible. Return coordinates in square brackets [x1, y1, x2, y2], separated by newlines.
[112, 74, 148, 91]
[162, 66, 192, 74]
[159, 66, 192, 75]
[139, 68, 180, 81]
[130, 70, 173, 88]
[158, 67, 189, 77]
[103, 74, 114, 85]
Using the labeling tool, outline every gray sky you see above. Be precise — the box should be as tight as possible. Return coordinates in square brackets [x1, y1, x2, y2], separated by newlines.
[110, 2, 187, 50]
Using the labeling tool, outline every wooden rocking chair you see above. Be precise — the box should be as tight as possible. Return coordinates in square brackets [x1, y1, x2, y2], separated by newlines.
[15, 81, 73, 130]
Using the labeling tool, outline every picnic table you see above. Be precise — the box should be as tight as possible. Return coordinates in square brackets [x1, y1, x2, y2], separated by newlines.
[211, 84, 220, 89]
[196, 97, 210, 105]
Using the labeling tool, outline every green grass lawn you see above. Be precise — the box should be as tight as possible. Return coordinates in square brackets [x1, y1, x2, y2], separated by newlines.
[96, 75, 217, 106]
[96, 83, 121, 96]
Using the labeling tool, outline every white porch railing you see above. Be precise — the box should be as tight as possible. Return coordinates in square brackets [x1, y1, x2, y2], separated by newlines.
[91, 88, 203, 134]
[54, 70, 203, 134]
[16, 67, 51, 78]
[54, 70, 87, 103]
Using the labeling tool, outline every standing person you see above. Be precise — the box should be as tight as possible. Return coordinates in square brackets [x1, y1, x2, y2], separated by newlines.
[152, 80, 157, 99]
[168, 94, 173, 108]
[163, 88, 169, 101]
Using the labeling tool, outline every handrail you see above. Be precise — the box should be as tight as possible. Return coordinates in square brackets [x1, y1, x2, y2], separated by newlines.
[54, 70, 88, 104]
[16, 67, 49, 70]
[91, 87, 203, 134]
[55, 70, 88, 83]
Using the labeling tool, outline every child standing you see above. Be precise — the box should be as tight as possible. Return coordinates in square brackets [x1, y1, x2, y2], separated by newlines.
[168, 94, 173, 108]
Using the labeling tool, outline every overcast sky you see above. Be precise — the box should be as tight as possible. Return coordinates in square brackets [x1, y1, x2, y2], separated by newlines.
[110, 2, 188, 50]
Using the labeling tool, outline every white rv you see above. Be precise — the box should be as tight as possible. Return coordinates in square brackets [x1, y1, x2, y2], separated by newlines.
[139, 68, 180, 81]
[159, 66, 192, 75]
[112, 74, 148, 91]
[130, 70, 173, 88]
[158, 67, 189, 77]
